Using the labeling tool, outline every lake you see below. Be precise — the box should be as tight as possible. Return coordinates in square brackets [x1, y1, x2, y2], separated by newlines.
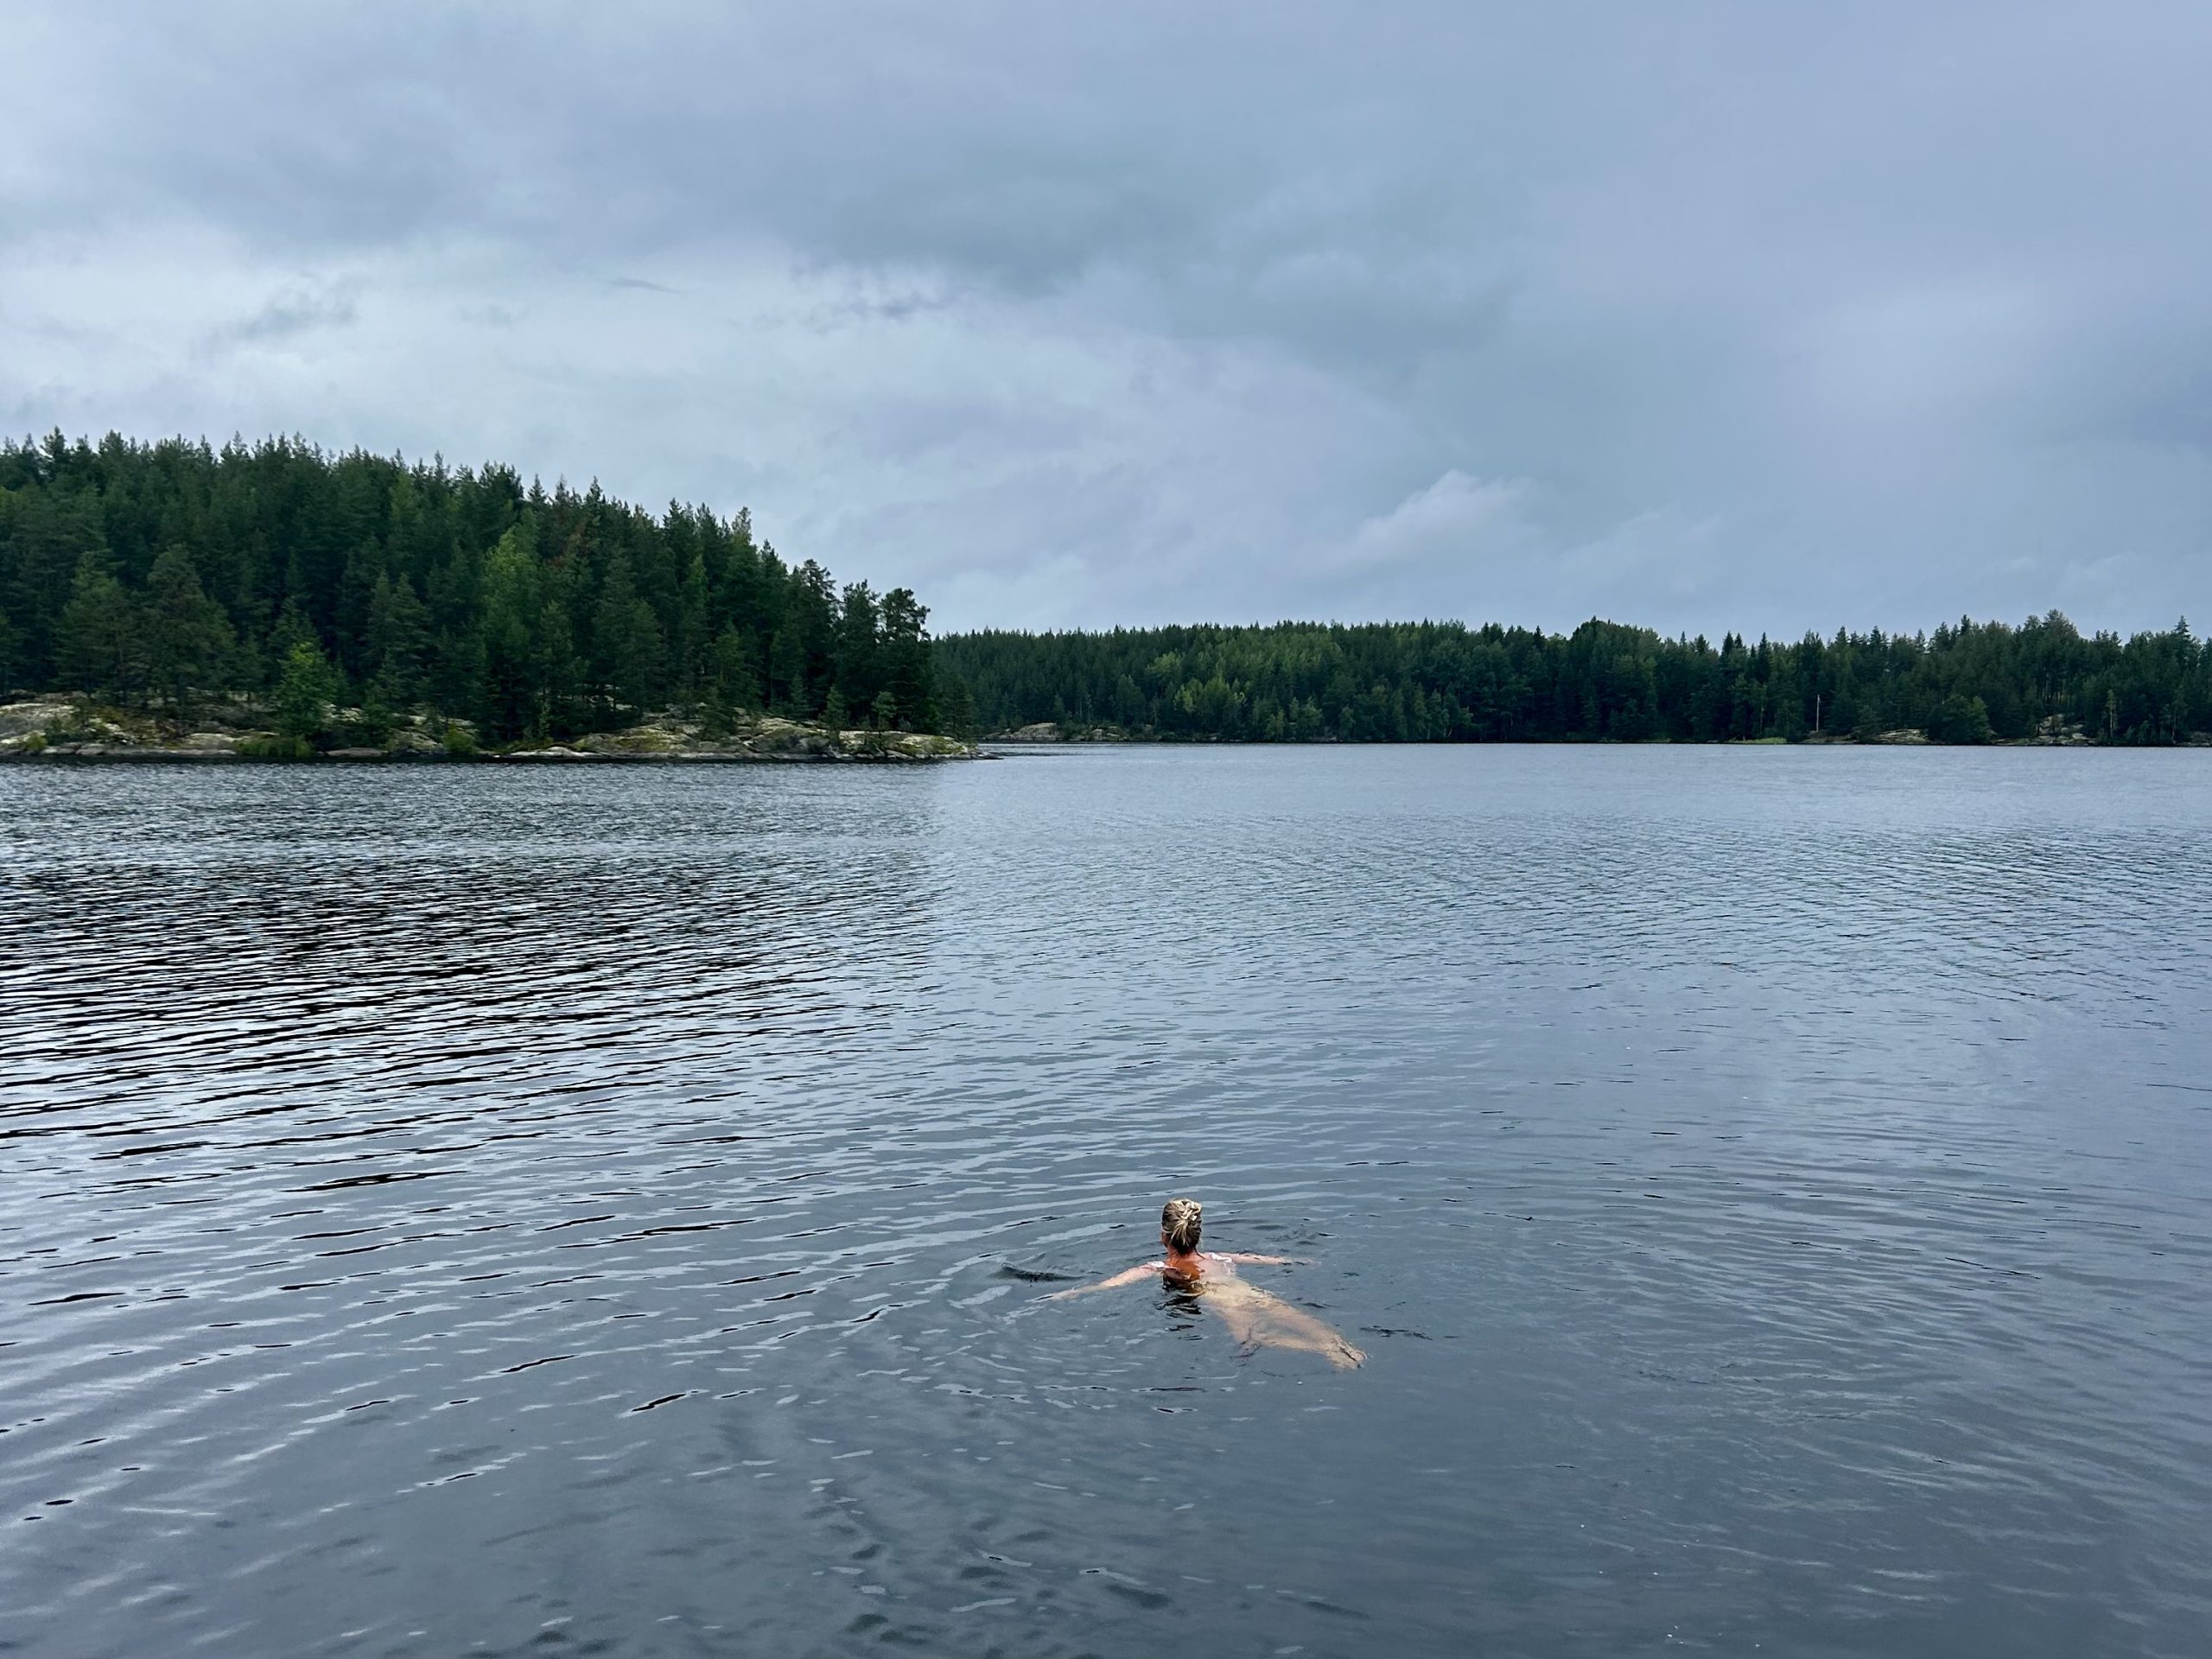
[3, 747, 2209, 1657]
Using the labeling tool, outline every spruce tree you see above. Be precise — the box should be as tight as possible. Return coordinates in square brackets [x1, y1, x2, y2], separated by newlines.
[142, 545, 236, 717]
[56, 550, 141, 699]
[274, 639, 340, 744]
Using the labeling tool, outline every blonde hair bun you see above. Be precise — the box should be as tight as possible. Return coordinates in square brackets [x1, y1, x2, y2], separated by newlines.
[1161, 1197, 1203, 1252]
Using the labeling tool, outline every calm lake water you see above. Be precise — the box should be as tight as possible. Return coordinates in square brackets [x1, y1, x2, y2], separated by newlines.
[3, 747, 2209, 1658]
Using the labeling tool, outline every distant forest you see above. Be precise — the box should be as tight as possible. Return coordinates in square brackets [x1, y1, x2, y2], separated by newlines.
[0, 432, 953, 741]
[10, 432, 2204, 752]
[938, 615, 2212, 745]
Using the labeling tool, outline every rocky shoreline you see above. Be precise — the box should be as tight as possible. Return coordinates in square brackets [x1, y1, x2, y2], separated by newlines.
[0, 701, 978, 765]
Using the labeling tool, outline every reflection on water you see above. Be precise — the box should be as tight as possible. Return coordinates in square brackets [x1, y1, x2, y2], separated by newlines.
[3, 748, 2209, 1657]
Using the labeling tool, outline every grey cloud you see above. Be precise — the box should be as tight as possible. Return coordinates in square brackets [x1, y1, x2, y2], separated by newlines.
[3, 1, 2208, 635]
[214, 283, 359, 346]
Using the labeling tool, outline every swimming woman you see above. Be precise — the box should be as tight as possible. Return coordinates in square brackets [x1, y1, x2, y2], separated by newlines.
[1047, 1198, 1365, 1369]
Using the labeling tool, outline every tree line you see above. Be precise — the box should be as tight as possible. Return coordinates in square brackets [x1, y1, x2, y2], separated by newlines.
[937, 615, 2212, 744]
[0, 431, 955, 741]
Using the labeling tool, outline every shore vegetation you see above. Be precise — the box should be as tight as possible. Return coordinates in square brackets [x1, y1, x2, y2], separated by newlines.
[0, 431, 957, 750]
[938, 617, 2212, 746]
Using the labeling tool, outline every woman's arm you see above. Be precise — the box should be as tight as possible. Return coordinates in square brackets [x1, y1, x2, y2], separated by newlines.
[1220, 1252, 1303, 1265]
[1045, 1263, 1159, 1300]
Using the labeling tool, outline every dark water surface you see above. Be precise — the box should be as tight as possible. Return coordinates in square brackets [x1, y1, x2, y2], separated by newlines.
[4, 747, 2209, 1657]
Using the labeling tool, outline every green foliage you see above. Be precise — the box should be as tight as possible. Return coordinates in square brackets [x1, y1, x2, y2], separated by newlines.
[41, 704, 104, 744]
[275, 639, 340, 743]
[711, 625, 760, 710]
[346, 695, 396, 748]
[365, 570, 430, 707]
[935, 671, 977, 741]
[238, 734, 316, 760]
[938, 613, 2212, 746]
[834, 582, 880, 716]
[593, 551, 664, 713]
[56, 550, 140, 698]
[878, 588, 933, 731]
[142, 545, 236, 715]
[767, 626, 804, 716]
[0, 430, 952, 739]
[1930, 693, 1993, 746]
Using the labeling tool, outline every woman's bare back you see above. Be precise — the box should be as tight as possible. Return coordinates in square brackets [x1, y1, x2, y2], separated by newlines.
[1058, 1247, 1365, 1370]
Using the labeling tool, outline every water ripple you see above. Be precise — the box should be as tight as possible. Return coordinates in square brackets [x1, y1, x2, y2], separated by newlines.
[3, 749, 2209, 1656]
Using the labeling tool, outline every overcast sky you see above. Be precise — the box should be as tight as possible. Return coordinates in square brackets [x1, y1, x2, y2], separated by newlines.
[4, 3, 2208, 636]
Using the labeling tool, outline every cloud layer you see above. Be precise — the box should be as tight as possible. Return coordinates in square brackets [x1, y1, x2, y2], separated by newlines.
[3, 3, 2207, 634]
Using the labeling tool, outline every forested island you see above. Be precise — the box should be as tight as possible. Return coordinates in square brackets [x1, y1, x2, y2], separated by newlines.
[0, 431, 969, 760]
[941, 616, 2211, 746]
